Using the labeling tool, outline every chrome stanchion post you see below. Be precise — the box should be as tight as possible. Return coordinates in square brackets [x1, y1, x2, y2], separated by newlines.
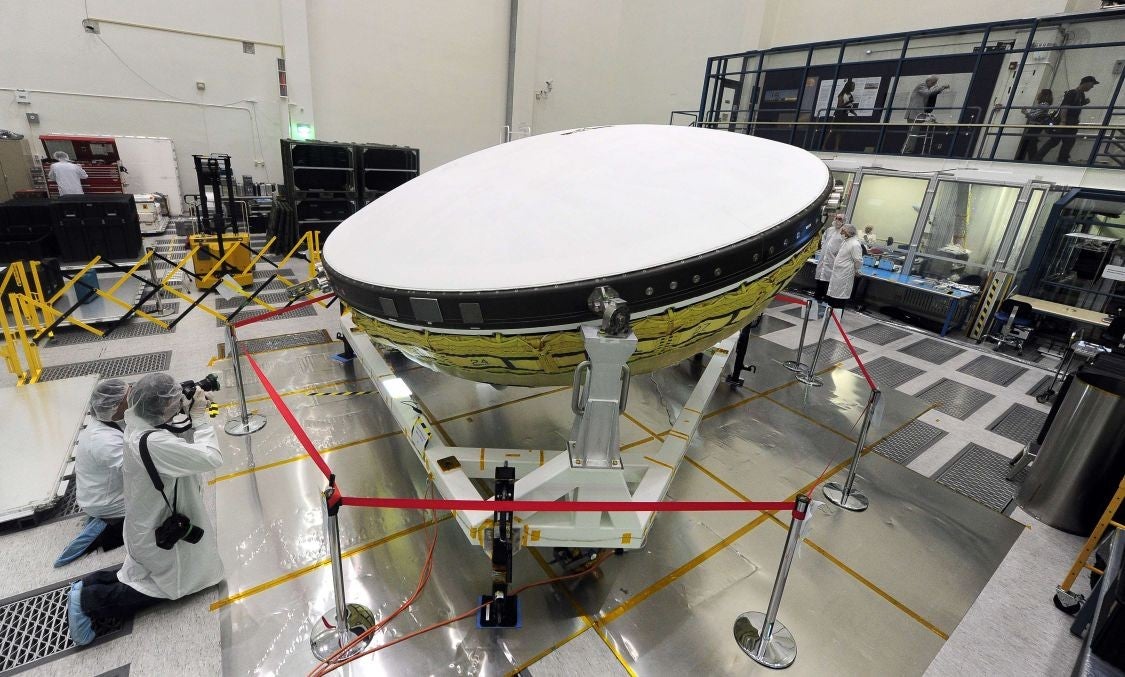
[823, 388, 880, 512]
[223, 322, 267, 436]
[733, 494, 810, 669]
[783, 299, 812, 373]
[310, 478, 373, 660]
[795, 310, 832, 386]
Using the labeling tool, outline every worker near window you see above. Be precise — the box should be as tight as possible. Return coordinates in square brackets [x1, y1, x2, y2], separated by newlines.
[1015, 89, 1054, 162]
[1035, 76, 1098, 164]
[68, 373, 223, 646]
[861, 225, 878, 247]
[903, 76, 949, 154]
[827, 223, 863, 315]
[54, 379, 131, 567]
[814, 216, 845, 317]
[825, 79, 858, 151]
[47, 151, 88, 195]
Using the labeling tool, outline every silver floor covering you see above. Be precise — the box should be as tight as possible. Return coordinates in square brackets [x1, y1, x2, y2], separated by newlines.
[209, 335, 1023, 675]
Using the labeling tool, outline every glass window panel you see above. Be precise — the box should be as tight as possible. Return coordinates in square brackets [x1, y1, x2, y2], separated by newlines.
[842, 39, 904, 62]
[920, 181, 1020, 275]
[1003, 188, 1046, 272]
[763, 49, 809, 70]
[827, 171, 856, 213]
[849, 174, 929, 249]
[903, 29, 988, 59]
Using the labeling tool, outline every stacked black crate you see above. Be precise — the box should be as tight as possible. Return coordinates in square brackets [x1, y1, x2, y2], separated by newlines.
[0, 198, 57, 263]
[281, 140, 358, 243]
[357, 143, 420, 207]
[52, 194, 142, 262]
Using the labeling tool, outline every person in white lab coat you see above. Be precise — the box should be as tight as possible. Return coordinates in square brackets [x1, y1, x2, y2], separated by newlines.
[68, 373, 223, 646]
[47, 151, 88, 195]
[827, 224, 864, 313]
[54, 379, 130, 567]
[814, 216, 845, 317]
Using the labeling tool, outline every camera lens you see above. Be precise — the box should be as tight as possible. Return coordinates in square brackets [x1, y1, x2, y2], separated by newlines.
[184, 524, 204, 544]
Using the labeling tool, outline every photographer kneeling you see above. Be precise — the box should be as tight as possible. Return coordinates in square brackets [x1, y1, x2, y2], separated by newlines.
[68, 372, 224, 646]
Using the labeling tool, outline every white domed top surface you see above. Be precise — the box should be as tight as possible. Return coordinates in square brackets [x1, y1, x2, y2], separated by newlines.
[323, 124, 828, 292]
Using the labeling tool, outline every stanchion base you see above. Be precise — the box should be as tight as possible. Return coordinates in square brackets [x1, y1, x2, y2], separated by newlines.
[225, 413, 267, 436]
[822, 481, 869, 512]
[309, 603, 375, 660]
[782, 360, 809, 373]
[733, 611, 796, 669]
[794, 371, 823, 387]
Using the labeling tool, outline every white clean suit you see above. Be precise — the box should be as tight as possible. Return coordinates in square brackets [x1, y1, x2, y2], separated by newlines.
[828, 236, 864, 300]
[74, 421, 127, 519]
[118, 408, 224, 599]
[815, 227, 844, 282]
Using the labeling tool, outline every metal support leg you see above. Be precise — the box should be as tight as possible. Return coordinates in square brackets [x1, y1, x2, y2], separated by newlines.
[733, 494, 810, 669]
[783, 301, 813, 373]
[822, 389, 880, 512]
[795, 312, 833, 386]
[223, 323, 267, 436]
[479, 464, 519, 628]
[726, 324, 755, 387]
[310, 478, 374, 660]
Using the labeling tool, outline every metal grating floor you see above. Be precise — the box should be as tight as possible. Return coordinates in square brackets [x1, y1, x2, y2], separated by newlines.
[957, 355, 1028, 387]
[914, 378, 994, 420]
[849, 323, 913, 346]
[811, 339, 863, 368]
[0, 576, 129, 674]
[214, 291, 293, 310]
[852, 356, 924, 390]
[252, 268, 298, 281]
[35, 479, 83, 526]
[872, 419, 947, 465]
[38, 351, 172, 382]
[898, 338, 966, 365]
[216, 329, 332, 358]
[988, 403, 1048, 447]
[748, 314, 796, 336]
[216, 304, 318, 327]
[934, 443, 1019, 513]
[45, 321, 176, 347]
[1026, 374, 1054, 397]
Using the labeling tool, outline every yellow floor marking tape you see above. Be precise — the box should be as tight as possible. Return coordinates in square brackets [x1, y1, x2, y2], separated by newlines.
[763, 395, 856, 443]
[528, 549, 638, 677]
[643, 455, 675, 470]
[504, 621, 592, 677]
[214, 377, 372, 409]
[210, 515, 449, 611]
[435, 386, 571, 424]
[762, 512, 949, 640]
[622, 411, 663, 440]
[209, 431, 399, 484]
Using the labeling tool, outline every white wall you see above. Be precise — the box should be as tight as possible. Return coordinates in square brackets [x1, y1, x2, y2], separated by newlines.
[517, 0, 769, 134]
[305, 1, 511, 172]
[0, 1, 292, 190]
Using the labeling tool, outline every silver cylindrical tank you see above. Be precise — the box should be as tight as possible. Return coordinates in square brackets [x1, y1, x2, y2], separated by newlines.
[1017, 370, 1125, 534]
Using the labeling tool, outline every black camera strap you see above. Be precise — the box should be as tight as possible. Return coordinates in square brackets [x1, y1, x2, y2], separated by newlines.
[139, 430, 179, 514]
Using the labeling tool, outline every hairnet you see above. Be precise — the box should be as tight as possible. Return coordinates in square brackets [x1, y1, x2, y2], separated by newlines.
[128, 373, 183, 425]
[91, 378, 129, 421]
[53, 151, 70, 162]
[841, 223, 858, 237]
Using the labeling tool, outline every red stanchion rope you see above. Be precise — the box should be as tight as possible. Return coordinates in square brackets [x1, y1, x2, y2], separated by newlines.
[774, 293, 809, 307]
[339, 495, 795, 512]
[244, 353, 339, 489]
[232, 292, 335, 328]
[829, 309, 877, 390]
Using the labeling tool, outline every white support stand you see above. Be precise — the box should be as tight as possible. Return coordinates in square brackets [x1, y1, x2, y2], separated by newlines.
[340, 306, 734, 552]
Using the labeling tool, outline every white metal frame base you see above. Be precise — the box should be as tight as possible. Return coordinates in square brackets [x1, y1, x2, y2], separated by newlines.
[341, 313, 735, 552]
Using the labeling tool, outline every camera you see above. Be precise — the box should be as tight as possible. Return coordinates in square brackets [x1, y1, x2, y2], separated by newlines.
[181, 373, 220, 401]
[154, 512, 204, 549]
